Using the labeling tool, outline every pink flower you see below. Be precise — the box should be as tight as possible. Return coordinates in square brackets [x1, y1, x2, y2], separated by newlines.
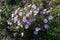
[21, 32, 24, 37]
[43, 9, 47, 12]
[40, 11, 46, 14]
[7, 21, 12, 25]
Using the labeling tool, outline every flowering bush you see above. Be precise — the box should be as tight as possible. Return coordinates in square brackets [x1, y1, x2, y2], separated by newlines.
[0, 0, 60, 40]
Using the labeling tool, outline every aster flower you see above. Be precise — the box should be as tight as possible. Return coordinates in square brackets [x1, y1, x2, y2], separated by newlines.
[46, 10, 51, 13]
[22, 16, 28, 22]
[33, 8, 39, 16]
[32, 4, 36, 9]
[35, 27, 41, 32]
[28, 18, 35, 23]
[48, 16, 54, 20]
[26, 18, 35, 25]
[26, 13, 30, 17]
[40, 11, 46, 15]
[7, 21, 12, 25]
[40, 15, 44, 19]
[24, 24, 29, 29]
[26, 11, 32, 17]
[44, 24, 49, 29]
[13, 15, 18, 23]
[33, 31, 38, 35]
[43, 19, 48, 23]
[11, 13, 15, 18]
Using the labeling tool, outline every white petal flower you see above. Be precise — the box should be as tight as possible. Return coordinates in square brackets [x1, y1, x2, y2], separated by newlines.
[7, 21, 12, 25]
[19, 12, 22, 16]
[44, 24, 49, 29]
[43, 9, 47, 12]
[30, 10, 32, 13]
[33, 31, 38, 35]
[46, 10, 51, 13]
[15, 7, 20, 14]
[32, 4, 36, 9]
[21, 32, 24, 37]
[34, 8, 39, 16]
[20, 24, 23, 28]
[16, 26, 19, 29]
[24, 7, 27, 11]
[13, 15, 18, 23]
[0, 9, 2, 12]
[48, 16, 54, 20]
[35, 27, 41, 31]
[24, 24, 29, 29]
[11, 14, 15, 18]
